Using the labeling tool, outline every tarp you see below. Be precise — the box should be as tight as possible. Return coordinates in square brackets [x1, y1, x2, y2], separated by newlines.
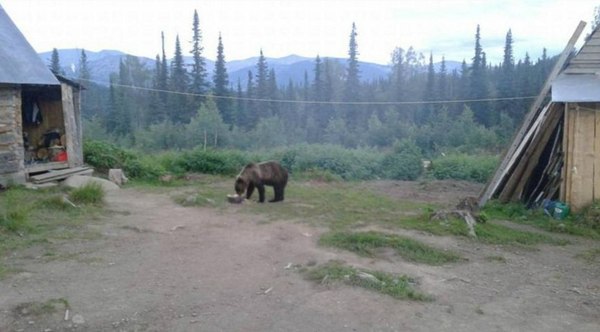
[0, 5, 59, 85]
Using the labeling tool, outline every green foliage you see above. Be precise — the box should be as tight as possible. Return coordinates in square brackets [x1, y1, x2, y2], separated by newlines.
[174, 148, 250, 175]
[83, 140, 165, 180]
[275, 144, 382, 180]
[380, 140, 423, 180]
[303, 260, 431, 301]
[319, 231, 461, 265]
[0, 190, 31, 233]
[483, 201, 600, 239]
[574, 200, 600, 229]
[69, 183, 105, 205]
[430, 153, 498, 183]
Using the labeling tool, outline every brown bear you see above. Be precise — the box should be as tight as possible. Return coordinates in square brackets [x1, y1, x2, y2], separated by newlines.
[235, 161, 288, 203]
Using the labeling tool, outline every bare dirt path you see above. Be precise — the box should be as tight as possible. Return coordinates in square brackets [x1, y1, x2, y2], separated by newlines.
[1, 183, 599, 332]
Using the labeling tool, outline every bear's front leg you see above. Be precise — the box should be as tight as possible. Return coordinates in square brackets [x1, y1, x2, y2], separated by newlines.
[257, 184, 266, 203]
[246, 183, 255, 199]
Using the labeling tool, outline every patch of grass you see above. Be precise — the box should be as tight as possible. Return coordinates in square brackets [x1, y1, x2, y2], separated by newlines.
[244, 182, 432, 229]
[483, 201, 600, 239]
[69, 182, 105, 205]
[303, 260, 431, 301]
[0, 190, 32, 233]
[14, 298, 70, 317]
[395, 215, 471, 237]
[474, 222, 569, 246]
[484, 255, 507, 263]
[575, 248, 600, 263]
[319, 231, 461, 265]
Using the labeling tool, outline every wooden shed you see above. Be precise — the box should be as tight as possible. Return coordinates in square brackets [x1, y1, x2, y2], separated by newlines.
[479, 21, 600, 212]
[0, 6, 83, 186]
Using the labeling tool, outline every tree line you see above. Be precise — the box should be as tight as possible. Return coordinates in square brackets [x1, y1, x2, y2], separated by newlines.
[52, 10, 558, 155]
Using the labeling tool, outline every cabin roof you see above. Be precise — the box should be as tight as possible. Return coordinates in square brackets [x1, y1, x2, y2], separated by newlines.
[0, 5, 60, 85]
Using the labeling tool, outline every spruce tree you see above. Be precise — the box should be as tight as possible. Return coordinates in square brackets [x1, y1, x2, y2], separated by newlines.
[469, 25, 491, 126]
[344, 22, 362, 130]
[255, 50, 270, 118]
[436, 56, 448, 104]
[158, 32, 169, 113]
[78, 49, 90, 81]
[213, 33, 234, 126]
[190, 9, 208, 106]
[169, 35, 191, 123]
[312, 55, 326, 132]
[497, 29, 516, 118]
[268, 68, 279, 116]
[245, 70, 257, 128]
[419, 53, 435, 124]
[50, 48, 63, 75]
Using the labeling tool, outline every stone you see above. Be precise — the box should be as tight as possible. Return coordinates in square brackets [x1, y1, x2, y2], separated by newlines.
[108, 168, 128, 186]
[71, 314, 85, 325]
[63, 175, 120, 191]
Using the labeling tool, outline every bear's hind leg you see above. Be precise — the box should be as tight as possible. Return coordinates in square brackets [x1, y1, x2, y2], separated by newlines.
[270, 185, 284, 202]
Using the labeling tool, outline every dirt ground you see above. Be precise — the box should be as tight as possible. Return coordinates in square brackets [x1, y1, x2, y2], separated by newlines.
[1, 180, 599, 332]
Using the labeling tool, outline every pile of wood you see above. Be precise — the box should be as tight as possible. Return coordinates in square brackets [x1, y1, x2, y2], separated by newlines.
[492, 103, 565, 207]
[29, 166, 93, 184]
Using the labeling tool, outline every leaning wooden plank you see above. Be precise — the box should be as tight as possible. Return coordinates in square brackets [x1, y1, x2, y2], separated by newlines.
[511, 105, 563, 201]
[30, 166, 91, 182]
[483, 103, 552, 202]
[499, 105, 559, 201]
[521, 120, 563, 204]
[478, 21, 586, 207]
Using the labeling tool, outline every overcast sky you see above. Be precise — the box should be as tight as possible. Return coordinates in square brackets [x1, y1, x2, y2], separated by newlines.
[1, 0, 598, 65]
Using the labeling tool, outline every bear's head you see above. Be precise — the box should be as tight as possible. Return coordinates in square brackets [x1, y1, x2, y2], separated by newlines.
[235, 177, 247, 195]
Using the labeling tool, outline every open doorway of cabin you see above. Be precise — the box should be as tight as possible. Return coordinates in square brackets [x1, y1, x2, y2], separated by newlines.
[21, 84, 69, 173]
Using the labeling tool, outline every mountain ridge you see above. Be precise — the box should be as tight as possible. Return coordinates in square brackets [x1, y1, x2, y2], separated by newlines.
[38, 49, 462, 87]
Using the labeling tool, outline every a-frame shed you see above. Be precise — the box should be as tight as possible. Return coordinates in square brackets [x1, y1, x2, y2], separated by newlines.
[478, 21, 600, 211]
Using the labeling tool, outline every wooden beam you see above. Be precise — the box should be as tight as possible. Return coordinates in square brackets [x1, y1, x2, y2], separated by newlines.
[560, 105, 568, 202]
[478, 20, 587, 207]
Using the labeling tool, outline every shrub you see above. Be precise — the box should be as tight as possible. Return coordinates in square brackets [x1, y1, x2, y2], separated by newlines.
[172, 148, 250, 176]
[83, 140, 165, 180]
[430, 153, 498, 183]
[289, 144, 382, 180]
[380, 140, 423, 180]
[69, 182, 105, 205]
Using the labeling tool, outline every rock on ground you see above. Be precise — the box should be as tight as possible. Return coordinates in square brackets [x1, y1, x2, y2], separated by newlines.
[62, 175, 120, 191]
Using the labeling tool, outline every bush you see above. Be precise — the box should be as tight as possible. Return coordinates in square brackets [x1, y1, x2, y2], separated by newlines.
[172, 148, 250, 176]
[287, 144, 382, 180]
[380, 140, 423, 180]
[69, 182, 105, 205]
[430, 154, 498, 183]
[83, 140, 166, 180]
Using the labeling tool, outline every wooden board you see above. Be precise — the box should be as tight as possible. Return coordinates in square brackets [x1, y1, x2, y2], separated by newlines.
[560, 105, 569, 202]
[30, 166, 91, 183]
[569, 106, 596, 211]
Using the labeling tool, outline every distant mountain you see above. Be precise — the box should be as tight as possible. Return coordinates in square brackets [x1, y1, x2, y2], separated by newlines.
[39, 49, 457, 88]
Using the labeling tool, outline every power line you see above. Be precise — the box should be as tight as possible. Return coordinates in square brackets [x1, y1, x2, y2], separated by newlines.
[78, 77, 538, 106]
